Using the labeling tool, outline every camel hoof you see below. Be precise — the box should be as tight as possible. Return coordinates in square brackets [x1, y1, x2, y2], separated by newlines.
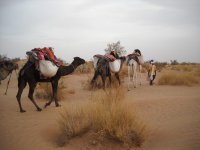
[20, 109, 26, 113]
[44, 103, 50, 108]
[37, 108, 42, 111]
[56, 104, 61, 107]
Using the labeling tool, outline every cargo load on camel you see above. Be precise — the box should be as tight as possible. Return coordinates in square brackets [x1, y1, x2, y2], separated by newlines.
[93, 54, 121, 73]
[25, 47, 62, 78]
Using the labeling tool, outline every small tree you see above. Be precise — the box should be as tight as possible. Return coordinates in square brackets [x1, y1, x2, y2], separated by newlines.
[170, 60, 179, 65]
[104, 41, 126, 56]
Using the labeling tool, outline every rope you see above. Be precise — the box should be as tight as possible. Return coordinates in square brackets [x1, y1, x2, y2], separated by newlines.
[15, 69, 18, 77]
[4, 71, 12, 95]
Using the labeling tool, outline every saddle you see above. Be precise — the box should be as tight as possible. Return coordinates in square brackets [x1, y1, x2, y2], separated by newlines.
[26, 47, 62, 78]
[27, 47, 62, 66]
[93, 54, 121, 73]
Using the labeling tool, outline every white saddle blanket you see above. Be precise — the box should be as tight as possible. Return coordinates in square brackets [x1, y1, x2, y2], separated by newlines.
[39, 60, 58, 77]
[93, 56, 121, 73]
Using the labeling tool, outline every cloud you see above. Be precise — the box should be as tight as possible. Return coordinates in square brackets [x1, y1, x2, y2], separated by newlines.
[0, 0, 199, 62]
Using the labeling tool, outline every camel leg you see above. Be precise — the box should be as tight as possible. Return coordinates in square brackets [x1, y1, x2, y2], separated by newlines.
[101, 75, 106, 89]
[115, 73, 120, 85]
[44, 81, 60, 108]
[91, 70, 99, 89]
[28, 82, 42, 111]
[44, 82, 55, 108]
[16, 80, 27, 112]
[127, 65, 131, 90]
[139, 65, 142, 86]
[108, 74, 112, 87]
[44, 97, 53, 108]
[52, 81, 60, 107]
[133, 64, 137, 88]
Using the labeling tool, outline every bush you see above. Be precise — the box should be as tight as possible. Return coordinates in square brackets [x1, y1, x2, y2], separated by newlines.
[58, 86, 147, 147]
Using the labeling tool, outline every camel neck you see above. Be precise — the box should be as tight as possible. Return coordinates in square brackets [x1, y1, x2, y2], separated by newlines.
[71, 64, 75, 70]
[60, 63, 77, 76]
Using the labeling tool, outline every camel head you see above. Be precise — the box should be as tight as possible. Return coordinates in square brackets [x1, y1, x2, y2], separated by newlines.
[73, 57, 85, 66]
[119, 56, 126, 62]
[1, 60, 18, 71]
[134, 49, 141, 56]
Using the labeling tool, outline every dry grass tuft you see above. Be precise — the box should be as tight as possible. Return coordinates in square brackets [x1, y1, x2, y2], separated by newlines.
[193, 66, 200, 77]
[35, 80, 66, 100]
[171, 65, 194, 72]
[74, 61, 94, 74]
[58, 86, 147, 147]
[158, 71, 199, 86]
[67, 89, 75, 94]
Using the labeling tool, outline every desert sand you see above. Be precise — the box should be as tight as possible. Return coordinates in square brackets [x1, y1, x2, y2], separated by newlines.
[0, 71, 200, 150]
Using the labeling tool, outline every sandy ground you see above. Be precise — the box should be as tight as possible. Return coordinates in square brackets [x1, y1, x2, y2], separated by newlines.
[0, 72, 200, 150]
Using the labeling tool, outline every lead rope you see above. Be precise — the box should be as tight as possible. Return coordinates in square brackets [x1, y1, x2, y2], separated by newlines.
[15, 69, 18, 77]
[4, 71, 12, 95]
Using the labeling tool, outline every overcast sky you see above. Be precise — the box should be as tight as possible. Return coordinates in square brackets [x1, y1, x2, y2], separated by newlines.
[0, 0, 199, 63]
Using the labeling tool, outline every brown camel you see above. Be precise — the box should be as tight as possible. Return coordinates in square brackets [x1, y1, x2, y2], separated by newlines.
[16, 57, 85, 112]
[91, 57, 125, 89]
[0, 60, 18, 84]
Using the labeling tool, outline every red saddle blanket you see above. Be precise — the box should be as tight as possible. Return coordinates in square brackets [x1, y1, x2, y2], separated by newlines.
[29, 47, 62, 67]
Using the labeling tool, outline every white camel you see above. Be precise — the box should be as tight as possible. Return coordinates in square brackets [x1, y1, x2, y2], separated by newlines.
[126, 49, 144, 90]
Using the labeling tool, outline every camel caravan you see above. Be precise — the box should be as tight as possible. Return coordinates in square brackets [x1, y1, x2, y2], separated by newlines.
[0, 45, 156, 113]
[91, 49, 145, 90]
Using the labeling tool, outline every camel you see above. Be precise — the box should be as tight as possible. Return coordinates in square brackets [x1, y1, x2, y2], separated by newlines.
[0, 60, 18, 84]
[91, 56, 125, 89]
[16, 57, 85, 112]
[126, 49, 144, 90]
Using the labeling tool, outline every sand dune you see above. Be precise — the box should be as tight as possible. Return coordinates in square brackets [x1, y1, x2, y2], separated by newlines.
[0, 72, 200, 150]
